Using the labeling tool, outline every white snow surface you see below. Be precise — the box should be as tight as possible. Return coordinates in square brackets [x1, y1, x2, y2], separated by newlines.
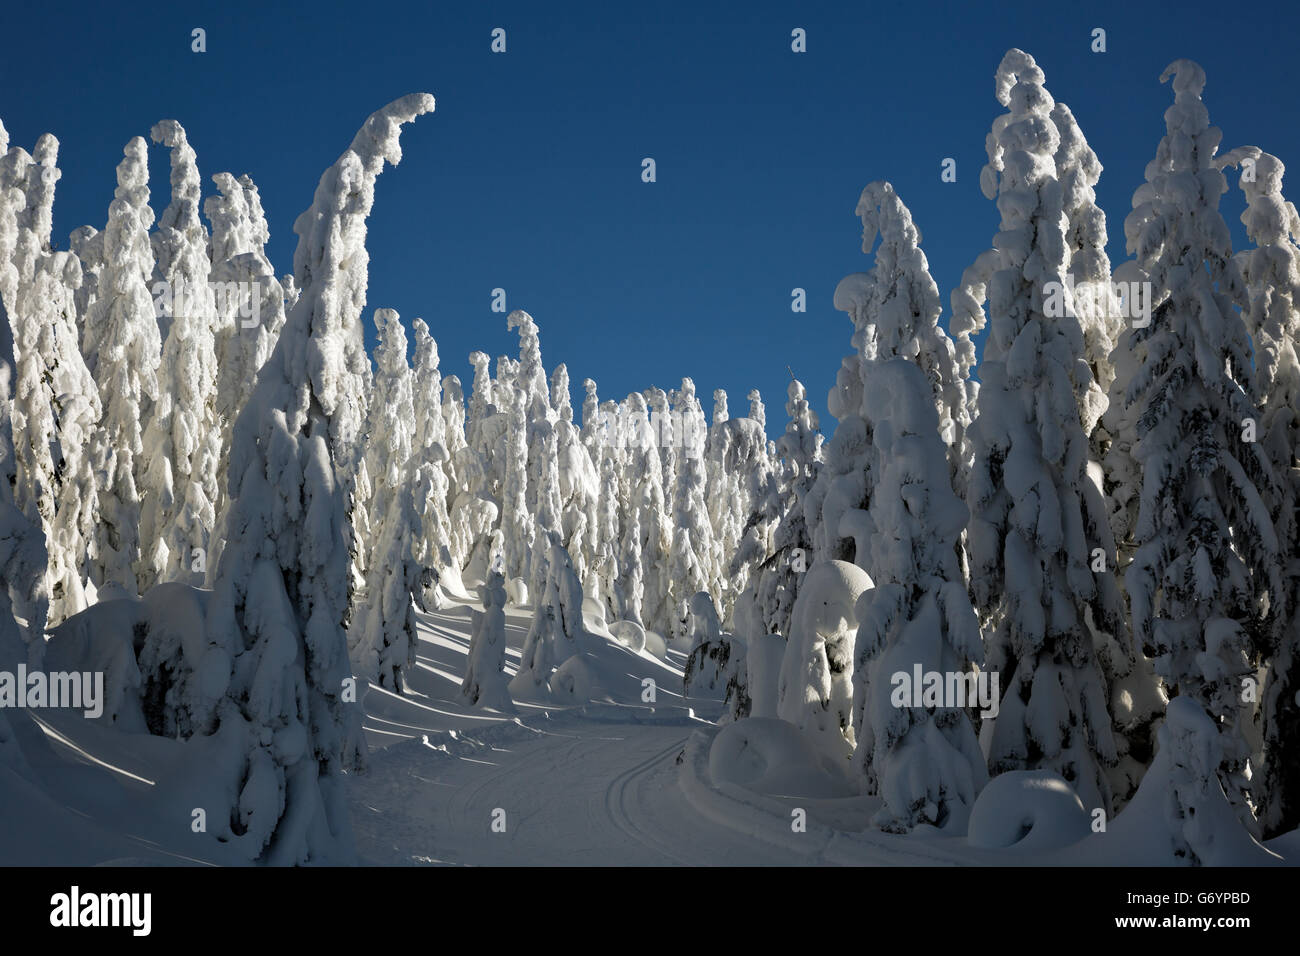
[7, 597, 1294, 866]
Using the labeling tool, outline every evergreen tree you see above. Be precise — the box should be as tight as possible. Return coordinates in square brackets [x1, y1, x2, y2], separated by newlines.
[139, 120, 220, 590]
[1116, 61, 1278, 829]
[966, 50, 1124, 813]
[84, 137, 160, 595]
[203, 94, 433, 862]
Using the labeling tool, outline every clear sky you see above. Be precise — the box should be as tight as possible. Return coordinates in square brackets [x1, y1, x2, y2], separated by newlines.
[4, 0, 1299, 437]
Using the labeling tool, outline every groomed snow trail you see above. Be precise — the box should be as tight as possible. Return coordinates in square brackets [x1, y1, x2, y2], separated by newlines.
[349, 603, 804, 865]
[348, 602, 968, 866]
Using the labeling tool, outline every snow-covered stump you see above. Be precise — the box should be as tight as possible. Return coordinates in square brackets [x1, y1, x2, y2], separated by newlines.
[967, 770, 1092, 852]
[460, 572, 515, 712]
[776, 559, 872, 761]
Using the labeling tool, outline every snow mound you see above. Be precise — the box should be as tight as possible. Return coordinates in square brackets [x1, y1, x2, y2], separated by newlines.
[1073, 697, 1284, 865]
[967, 770, 1091, 851]
[708, 717, 855, 799]
[545, 631, 681, 707]
[643, 630, 669, 659]
[607, 619, 646, 654]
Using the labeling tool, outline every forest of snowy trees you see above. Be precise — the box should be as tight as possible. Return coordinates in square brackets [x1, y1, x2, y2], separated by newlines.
[1, 47, 1298, 866]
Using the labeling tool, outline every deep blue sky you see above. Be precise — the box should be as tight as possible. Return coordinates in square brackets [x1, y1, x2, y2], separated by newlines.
[3, 0, 1298, 437]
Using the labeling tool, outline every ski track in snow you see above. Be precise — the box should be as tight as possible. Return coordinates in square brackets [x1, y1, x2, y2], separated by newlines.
[347, 602, 968, 866]
[348, 600, 754, 865]
[14, 598, 1297, 866]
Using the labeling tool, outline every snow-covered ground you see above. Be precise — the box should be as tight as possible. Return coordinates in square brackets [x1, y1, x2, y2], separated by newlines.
[10, 591, 1293, 867]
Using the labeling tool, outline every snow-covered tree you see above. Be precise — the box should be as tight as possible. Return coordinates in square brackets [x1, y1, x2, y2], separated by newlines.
[207, 171, 290, 480]
[747, 388, 765, 430]
[735, 380, 818, 644]
[510, 533, 584, 696]
[0, 358, 47, 676]
[811, 180, 964, 569]
[1142, 697, 1275, 864]
[1057, 101, 1169, 808]
[708, 392, 771, 628]
[139, 120, 220, 591]
[683, 591, 731, 696]
[84, 136, 160, 595]
[1053, 102, 1118, 446]
[966, 50, 1124, 814]
[411, 318, 446, 458]
[0, 129, 52, 647]
[837, 181, 967, 469]
[500, 384, 534, 594]
[69, 224, 103, 340]
[667, 527, 707, 642]
[1116, 61, 1278, 829]
[527, 407, 563, 603]
[948, 249, 999, 486]
[352, 308, 421, 691]
[592, 451, 624, 617]
[5, 137, 61, 539]
[508, 308, 549, 416]
[461, 570, 515, 711]
[667, 378, 715, 629]
[3, 135, 99, 624]
[552, 364, 598, 592]
[441, 372, 467, 460]
[626, 392, 671, 635]
[1226, 147, 1300, 835]
[409, 317, 454, 596]
[854, 359, 987, 831]
[201, 94, 434, 863]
